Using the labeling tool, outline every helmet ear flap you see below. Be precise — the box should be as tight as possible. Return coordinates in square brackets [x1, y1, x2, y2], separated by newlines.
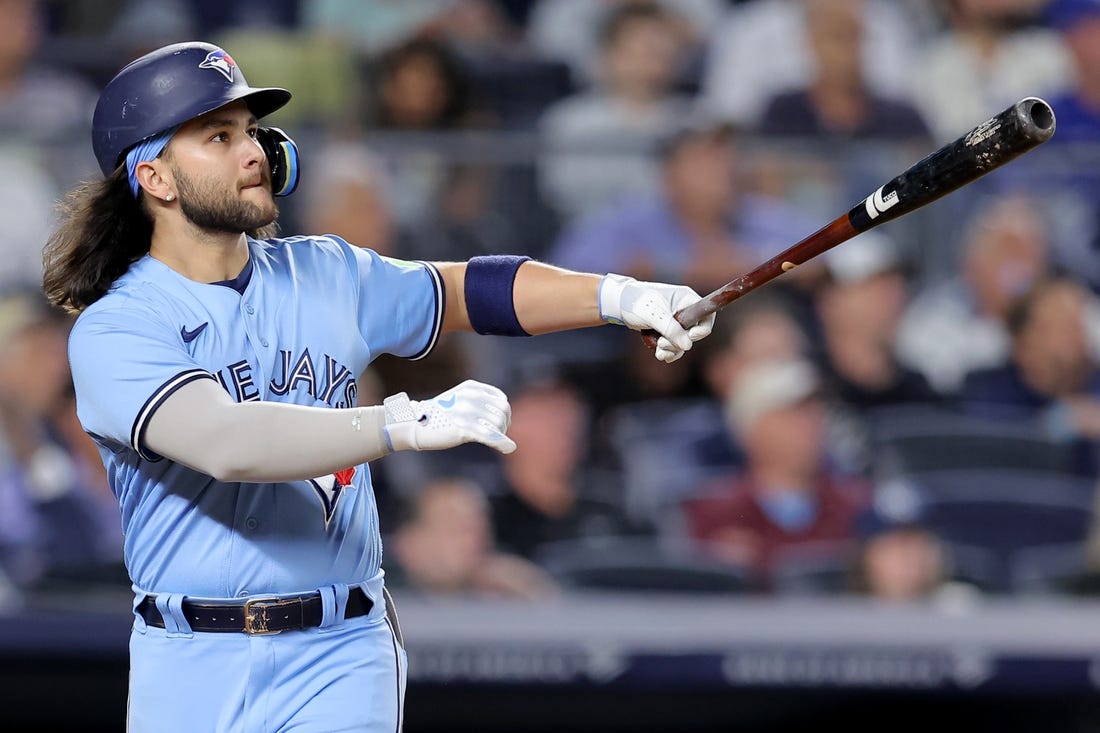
[256, 126, 300, 197]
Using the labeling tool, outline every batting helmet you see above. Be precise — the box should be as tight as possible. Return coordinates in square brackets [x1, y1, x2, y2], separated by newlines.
[92, 42, 292, 178]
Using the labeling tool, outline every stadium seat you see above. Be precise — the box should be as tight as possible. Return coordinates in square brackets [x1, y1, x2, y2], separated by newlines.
[533, 536, 753, 595]
[865, 403, 1082, 476]
[770, 540, 856, 596]
[1009, 541, 1094, 595]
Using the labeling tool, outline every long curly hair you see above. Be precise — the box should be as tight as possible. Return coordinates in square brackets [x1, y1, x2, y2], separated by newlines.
[43, 167, 153, 313]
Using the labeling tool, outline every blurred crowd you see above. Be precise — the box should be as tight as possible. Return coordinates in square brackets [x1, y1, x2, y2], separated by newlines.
[1, 0, 1100, 610]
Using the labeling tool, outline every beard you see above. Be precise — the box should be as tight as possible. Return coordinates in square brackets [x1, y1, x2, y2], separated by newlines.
[172, 164, 279, 234]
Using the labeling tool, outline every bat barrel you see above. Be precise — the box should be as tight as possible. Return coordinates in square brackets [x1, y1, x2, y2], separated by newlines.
[847, 97, 1057, 232]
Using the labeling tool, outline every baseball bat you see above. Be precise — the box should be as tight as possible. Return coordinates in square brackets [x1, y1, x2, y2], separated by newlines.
[642, 96, 1056, 348]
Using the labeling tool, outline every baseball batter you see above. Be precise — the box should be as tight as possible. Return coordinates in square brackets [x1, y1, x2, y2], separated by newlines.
[42, 42, 714, 733]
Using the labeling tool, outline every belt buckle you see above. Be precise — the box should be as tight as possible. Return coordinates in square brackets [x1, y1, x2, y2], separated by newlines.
[243, 597, 293, 635]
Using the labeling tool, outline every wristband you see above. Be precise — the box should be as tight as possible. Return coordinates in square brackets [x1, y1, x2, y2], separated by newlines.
[464, 255, 531, 336]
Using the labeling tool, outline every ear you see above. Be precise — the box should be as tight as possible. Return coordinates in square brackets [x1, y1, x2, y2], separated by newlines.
[134, 160, 175, 202]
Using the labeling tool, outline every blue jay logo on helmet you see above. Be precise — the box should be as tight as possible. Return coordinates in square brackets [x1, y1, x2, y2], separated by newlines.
[198, 49, 237, 82]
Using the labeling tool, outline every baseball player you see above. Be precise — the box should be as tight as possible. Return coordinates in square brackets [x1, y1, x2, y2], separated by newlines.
[42, 42, 714, 733]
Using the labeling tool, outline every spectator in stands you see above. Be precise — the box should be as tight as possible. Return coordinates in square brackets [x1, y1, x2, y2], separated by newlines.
[684, 358, 869, 588]
[537, 1, 693, 221]
[848, 485, 957, 603]
[960, 278, 1100, 459]
[388, 477, 558, 600]
[701, 0, 919, 130]
[896, 194, 1054, 395]
[757, 0, 931, 141]
[366, 36, 485, 132]
[0, 289, 122, 586]
[490, 378, 639, 560]
[527, 0, 722, 87]
[817, 233, 936, 411]
[853, 519, 945, 602]
[548, 117, 816, 295]
[911, 0, 1073, 143]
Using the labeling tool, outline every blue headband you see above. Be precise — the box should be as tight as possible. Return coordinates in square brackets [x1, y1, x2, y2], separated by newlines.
[125, 126, 178, 197]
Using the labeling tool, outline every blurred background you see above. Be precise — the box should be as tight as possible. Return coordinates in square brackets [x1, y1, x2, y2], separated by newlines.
[3, 0, 1100, 730]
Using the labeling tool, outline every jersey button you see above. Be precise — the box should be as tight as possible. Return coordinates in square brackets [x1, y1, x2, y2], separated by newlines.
[245, 516, 259, 530]
[261, 338, 269, 347]
[237, 590, 249, 598]
[245, 304, 255, 315]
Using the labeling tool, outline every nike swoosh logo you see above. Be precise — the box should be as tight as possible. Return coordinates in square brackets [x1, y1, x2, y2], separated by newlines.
[438, 395, 457, 409]
[181, 322, 209, 343]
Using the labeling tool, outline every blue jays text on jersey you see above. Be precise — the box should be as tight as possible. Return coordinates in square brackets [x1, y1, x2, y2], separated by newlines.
[67, 234, 443, 600]
[215, 347, 359, 407]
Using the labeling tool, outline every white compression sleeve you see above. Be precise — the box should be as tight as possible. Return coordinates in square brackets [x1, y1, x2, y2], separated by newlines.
[143, 377, 391, 483]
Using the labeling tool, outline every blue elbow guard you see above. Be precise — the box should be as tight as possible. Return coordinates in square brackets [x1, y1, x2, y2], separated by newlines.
[464, 255, 531, 336]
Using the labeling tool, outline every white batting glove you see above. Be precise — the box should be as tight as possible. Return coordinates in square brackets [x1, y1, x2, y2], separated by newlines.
[382, 380, 516, 454]
[598, 274, 716, 363]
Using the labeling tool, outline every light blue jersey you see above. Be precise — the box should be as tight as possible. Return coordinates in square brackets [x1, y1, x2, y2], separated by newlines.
[70, 234, 430, 731]
[68, 234, 443, 600]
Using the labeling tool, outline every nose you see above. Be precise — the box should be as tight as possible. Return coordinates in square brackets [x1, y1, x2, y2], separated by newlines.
[244, 134, 264, 169]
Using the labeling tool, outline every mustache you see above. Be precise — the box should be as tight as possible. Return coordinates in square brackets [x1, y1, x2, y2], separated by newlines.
[242, 174, 270, 190]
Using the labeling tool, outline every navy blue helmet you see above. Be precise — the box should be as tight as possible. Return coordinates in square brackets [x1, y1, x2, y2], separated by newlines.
[92, 42, 292, 178]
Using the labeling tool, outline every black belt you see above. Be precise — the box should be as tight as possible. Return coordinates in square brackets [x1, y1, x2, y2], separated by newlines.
[137, 588, 373, 635]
